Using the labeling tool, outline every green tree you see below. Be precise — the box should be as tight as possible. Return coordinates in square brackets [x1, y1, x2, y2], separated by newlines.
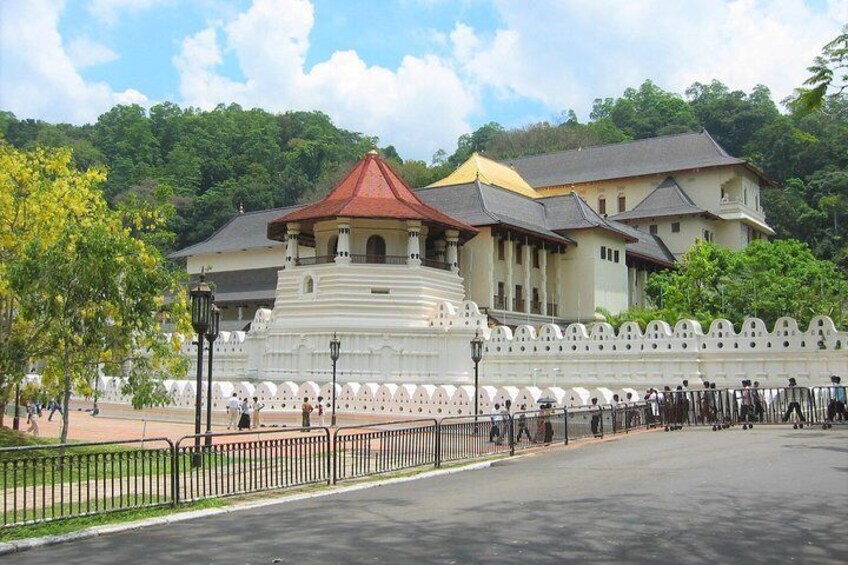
[2, 145, 189, 443]
[645, 240, 848, 330]
[791, 24, 848, 114]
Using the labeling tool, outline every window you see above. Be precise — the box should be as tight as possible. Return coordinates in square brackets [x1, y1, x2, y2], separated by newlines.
[516, 245, 522, 265]
[618, 195, 626, 213]
[703, 229, 713, 243]
[600, 246, 607, 260]
[497, 282, 505, 298]
[649, 224, 658, 235]
[303, 276, 314, 294]
[671, 222, 680, 233]
[366, 235, 386, 263]
[533, 247, 540, 268]
[515, 285, 523, 301]
[598, 197, 606, 215]
[497, 239, 505, 261]
[328, 236, 338, 257]
[614, 250, 620, 263]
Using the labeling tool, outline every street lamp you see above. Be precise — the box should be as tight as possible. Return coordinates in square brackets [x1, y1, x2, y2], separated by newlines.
[204, 305, 220, 446]
[189, 272, 213, 460]
[470, 330, 484, 426]
[329, 333, 340, 426]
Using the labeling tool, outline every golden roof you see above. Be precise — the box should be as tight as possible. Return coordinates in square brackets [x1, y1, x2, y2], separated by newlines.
[428, 152, 540, 199]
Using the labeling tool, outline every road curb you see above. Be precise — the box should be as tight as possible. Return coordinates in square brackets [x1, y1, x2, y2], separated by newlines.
[1, 459, 495, 555]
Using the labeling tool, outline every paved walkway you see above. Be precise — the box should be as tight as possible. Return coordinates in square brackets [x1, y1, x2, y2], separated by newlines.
[13, 426, 848, 564]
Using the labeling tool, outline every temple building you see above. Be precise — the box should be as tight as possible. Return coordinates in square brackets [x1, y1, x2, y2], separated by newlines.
[169, 130, 774, 330]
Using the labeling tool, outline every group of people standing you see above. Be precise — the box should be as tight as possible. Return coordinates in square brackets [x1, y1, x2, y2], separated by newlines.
[489, 400, 555, 446]
[225, 393, 265, 430]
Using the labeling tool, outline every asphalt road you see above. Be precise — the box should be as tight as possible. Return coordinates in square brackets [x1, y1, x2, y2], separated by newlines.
[15, 426, 848, 564]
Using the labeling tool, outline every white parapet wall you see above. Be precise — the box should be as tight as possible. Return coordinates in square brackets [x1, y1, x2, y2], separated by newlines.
[482, 315, 846, 388]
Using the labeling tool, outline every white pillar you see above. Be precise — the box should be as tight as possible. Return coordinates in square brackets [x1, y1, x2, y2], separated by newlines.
[285, 222, 300, 268]
[335, 219, 351, 264]
[407, 220, 422, 266]
[435, 240, 446, 263]
[446, 229, 460, 273]
[505, 235, 514, 311]
[523, 242, 531, 313]
[540, 245, 548, 316]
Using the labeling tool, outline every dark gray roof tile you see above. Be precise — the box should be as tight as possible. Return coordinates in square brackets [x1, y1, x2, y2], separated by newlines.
[169, 206, 304, 259]
[611, 176, 717, 221]
[505, 130, 746, 187]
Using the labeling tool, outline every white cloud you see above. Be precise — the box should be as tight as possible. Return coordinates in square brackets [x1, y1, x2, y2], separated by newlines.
[453, 0, 848, 119]
[173, 0, 476, 159]
[0, 0, 149, 124]
[66, 36, 119, 69]
[87, 0, 166, 25]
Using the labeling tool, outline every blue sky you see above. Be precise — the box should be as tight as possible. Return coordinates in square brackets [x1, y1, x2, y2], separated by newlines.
[1, 0, 846, 160]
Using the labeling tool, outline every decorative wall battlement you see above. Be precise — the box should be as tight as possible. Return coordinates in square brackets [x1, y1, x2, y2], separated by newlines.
[485, 316, 845, 356]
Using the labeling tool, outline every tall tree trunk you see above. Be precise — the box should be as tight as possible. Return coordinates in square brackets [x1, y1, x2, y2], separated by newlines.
[60, 365, 71, 445]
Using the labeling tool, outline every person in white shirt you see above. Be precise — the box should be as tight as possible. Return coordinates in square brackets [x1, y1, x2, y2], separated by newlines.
[225, 393, 241, 429]
[489, 403, 502, 443]
[251, 396, 264, 429]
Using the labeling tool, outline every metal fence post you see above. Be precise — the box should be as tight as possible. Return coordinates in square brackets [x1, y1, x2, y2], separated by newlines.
[435, 419, 442, 469]
[508, 415, 515, 456]
[564, 407, 569, 445]
[172, 438, 181, 506]
[332, 429, 338, 485]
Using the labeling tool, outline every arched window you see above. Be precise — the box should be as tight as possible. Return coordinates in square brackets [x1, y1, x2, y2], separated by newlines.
[366, 235, 386, 263]
[328, 236, 338, 257]
[303, 276, 314, 294]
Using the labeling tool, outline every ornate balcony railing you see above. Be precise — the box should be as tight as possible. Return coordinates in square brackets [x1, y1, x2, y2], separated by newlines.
[492, 295, 506, 309]
[421, 258, 452, 271]
[531, 301, 542, 314]
[350, 254, 408, 265]
[296, 255, 335, 266]
[513, 298, 525, 312]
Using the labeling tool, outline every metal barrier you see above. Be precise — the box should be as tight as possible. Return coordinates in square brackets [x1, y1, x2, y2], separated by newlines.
[333, 420, 437, 484]
[174, 428, 331, 504]
[0, 438, 174, 528]
[812, 386, 847, 428]
[0, 402, 663, 527]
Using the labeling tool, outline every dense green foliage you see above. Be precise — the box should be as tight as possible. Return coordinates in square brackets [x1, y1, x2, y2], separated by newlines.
[639, 240, 848, 330]
[1, 35, 846, 265]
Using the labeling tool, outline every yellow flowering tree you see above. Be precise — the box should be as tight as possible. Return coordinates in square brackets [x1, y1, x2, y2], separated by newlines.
[1, 144, 189, 443]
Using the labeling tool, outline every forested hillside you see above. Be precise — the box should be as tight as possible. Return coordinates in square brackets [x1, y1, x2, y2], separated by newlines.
[1, 80, 846, 265]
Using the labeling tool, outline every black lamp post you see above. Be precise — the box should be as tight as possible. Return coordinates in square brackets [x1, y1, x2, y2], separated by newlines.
[189, 272, 212, 460]
[329, 333, 340, 426]
[204, 305, 220, 446]
[471, 330, 484, 427]
[12, 382, 20, 431]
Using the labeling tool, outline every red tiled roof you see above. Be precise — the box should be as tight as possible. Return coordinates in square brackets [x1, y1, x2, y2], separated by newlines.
[269, 152, 478, 238]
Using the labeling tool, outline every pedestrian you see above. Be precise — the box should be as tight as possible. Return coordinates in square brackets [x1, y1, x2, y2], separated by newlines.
[47, 399, 63, 422]
[826, 375, 846, 424]
[590, 397, 601, 437]
[782, 377, 806, 427]
[543, 403, 554, 444]
[700, 381, 715, 425]
[301, 397, 313, 429]
[752, 381, 765, 422]
[500, 400, 511, 443]
[611, 394, 621, 432]
[739, 380, 753, 423]
[489, 403, 502, 443]
[645, 388, 659, 425]
[251, 396, 264, 429]
[681, 380, 692, 425]
[624, 392, 635, 429]
[226, 392, 240, 429]
[317, 396, 326, 427]
[26, 401, 40, 437]
[516, 404, 532, 443]
[237, 398, 251, 430]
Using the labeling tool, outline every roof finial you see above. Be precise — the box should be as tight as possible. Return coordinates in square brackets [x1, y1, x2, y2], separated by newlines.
[367, 148, 379, 156]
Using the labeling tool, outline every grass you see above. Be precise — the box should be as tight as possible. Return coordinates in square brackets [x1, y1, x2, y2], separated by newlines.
[0, 498, 225, 543]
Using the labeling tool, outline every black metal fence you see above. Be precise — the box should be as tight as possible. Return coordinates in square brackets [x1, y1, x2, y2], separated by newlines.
[0, 438, 174, 528]
[174, 428, 331, 504]
[0, 397, 723, 529]
[650, 386, 847, 430]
